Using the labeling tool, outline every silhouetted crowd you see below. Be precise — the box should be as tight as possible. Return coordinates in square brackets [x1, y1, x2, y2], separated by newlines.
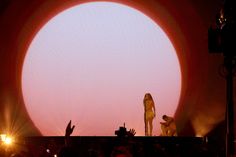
[0, 121, 224, 157]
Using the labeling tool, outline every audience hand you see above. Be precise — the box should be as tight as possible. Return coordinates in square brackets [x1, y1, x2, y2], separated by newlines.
[65, 120, 75, 137]
[127, 128, 136, 136]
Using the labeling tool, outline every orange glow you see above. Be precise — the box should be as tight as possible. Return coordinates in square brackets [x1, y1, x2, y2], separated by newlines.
[191, 107, 225, 137]
[1, 134, 14, 145]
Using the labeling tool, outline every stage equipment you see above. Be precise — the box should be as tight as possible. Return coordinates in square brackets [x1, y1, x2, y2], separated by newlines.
[208, 0, 236, 156]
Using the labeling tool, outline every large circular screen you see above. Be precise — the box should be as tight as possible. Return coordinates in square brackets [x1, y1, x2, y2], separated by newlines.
[22, 2, 181, 136]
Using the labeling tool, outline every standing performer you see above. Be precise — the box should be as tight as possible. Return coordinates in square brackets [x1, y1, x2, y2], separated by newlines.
[143, 93, 156, 136]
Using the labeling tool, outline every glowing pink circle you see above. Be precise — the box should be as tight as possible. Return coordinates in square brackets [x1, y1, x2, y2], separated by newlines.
[22, 2, 181, 136]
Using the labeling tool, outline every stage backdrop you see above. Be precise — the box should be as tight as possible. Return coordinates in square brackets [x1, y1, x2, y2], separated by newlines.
[21, 2, 181, 136]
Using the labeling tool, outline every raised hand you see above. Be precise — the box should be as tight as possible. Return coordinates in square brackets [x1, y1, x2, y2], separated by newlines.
[127, 128, 136, 137]
[65, 120, 75, 137]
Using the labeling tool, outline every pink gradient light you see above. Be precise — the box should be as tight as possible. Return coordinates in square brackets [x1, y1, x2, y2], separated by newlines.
[21, 2, 181, 136]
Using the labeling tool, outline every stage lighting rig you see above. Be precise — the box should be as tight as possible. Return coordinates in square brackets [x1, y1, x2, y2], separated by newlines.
[208, 0, 236, 56]
[208, 0, 235, 157]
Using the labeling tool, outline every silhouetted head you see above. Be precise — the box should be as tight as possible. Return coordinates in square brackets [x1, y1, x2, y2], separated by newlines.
[144, 93, 153, 100]
[162, 115, 168, 120]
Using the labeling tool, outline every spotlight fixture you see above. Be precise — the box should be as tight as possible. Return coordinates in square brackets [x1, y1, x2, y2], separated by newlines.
[0, 134, 14, 146]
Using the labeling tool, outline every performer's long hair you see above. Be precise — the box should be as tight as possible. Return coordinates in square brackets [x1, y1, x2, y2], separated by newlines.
[143, 93, 153, 106]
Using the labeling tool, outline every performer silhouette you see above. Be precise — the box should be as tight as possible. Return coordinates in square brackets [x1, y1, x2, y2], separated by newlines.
[143, 93, 156, 136]
[160, 115, 177, 136]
